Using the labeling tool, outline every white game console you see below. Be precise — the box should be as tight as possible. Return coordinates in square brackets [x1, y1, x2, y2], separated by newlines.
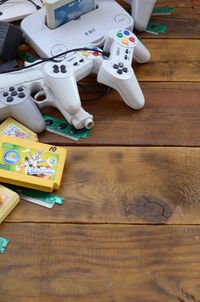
[21, 0, 134, 58]
[123, 0, 156, 31]
[0, 0, 42, 22]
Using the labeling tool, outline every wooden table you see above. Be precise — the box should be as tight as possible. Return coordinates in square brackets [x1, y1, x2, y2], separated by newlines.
[1, 1, 200, 301]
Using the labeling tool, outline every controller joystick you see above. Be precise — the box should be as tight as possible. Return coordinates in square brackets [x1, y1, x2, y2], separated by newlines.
[0, 85, 45, 133]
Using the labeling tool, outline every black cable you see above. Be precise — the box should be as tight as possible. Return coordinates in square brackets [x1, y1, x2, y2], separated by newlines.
[0, 47, 110, 74]
[78, 83, 111, 102]
[27, 0, 41, 10]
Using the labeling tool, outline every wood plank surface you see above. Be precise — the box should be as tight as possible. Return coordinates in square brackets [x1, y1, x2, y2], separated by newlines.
[5, 146, 200, 224]
[1, 223, 200, 302]
[39, 82, 200, 146]
[1, 1, 200, 301]
[117, 0, 200, 39]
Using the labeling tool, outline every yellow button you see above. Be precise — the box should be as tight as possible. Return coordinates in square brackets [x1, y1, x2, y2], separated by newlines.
[83, 51, 90, 56]
[122, 38, 128, 45]
[0, 193, 3, 203]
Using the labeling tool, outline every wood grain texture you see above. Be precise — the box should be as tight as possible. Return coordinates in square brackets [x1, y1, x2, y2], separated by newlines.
[38, 82, 200, 146]
[1, 223, 200, 302]
[5, 146, 200, 224]
[117, 0, 200, 39]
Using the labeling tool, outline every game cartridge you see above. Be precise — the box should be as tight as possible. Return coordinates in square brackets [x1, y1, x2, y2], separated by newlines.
[0, 118, 39, 141]
[0, 136, 67, 192]
[0, 184, 20, 223]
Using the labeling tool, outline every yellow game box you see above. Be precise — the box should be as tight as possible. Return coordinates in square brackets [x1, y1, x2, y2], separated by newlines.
[0, 118, 38, 141]
[0, 136, 67, 192]
[0, 184, 20, 223]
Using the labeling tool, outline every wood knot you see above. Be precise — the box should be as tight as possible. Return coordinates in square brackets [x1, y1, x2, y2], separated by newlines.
[128, 195, 173, 223]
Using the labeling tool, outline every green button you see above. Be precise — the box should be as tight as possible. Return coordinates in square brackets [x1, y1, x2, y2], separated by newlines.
[117, 33, 123, 38]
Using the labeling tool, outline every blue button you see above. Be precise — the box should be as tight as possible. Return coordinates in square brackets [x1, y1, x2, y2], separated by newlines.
[92, 47, 98, 50]
[124, 30, 130, 35]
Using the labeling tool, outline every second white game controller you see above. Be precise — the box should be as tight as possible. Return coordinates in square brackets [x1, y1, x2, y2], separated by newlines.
[97, 29, 150, 109]
[0, 85, 46, 133]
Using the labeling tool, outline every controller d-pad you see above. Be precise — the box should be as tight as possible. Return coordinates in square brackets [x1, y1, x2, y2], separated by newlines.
[113, 63, 128, 75]
[52, 64, 67, 74]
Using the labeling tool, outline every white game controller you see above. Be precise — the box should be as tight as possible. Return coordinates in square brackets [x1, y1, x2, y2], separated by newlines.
[0, 85, 46, 133]
[0, 29, 150, 129]
[123, 0, 156, 31]
[97, 29, 150, 109]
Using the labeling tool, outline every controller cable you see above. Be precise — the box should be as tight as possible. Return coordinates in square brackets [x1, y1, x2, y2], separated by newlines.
[0, 47, 111, 101]
[0, 47, 110, 74]
[78, 83, 110, 102]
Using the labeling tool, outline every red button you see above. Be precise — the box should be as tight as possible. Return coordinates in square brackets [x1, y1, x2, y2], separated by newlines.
[92, 51, 99, 56]
[129, 37, 135, 42]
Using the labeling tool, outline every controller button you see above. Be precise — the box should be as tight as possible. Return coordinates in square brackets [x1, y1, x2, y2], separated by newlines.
[45, 119, 53, 126]
[117, 32, 123, 38]
[117, 69, 123, 75]
[83, 51, 90, 56]
[60, 65, 66, 69]
[53, 69, 59, 73]
[11, 91, 17, 96]
[124, 30, 130, 35]
[18, 87, 24, 92]
[129, 37, 135, 42]
[3, 92, 8, 97]
[122, 67, 128, 73]
[124, 55, 128, 60]
[9, 86, 15, 91]
[18, 92, 25, 98]
[61, 69, 67, 73]
[73, 62, 78, 66]
[119, 62, 124, 68]
[58, 123, 68, 129]
[79, 59, 84, 63]
[7, 96, 13, 102]
[92, 47, 98, 50]
[113, 64, 119, 69]
[53, 64, 59, 69]
[125, 49, 129, 54]
[122, 38, 128, 45]
[92, 51, 99, 56]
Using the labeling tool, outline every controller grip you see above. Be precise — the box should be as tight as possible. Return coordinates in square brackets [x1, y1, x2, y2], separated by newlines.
[43, 74, 81, 113]
[97, 62, 145, 110]
[10, 98, 46, 133]
[133, 38, 150, 63]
